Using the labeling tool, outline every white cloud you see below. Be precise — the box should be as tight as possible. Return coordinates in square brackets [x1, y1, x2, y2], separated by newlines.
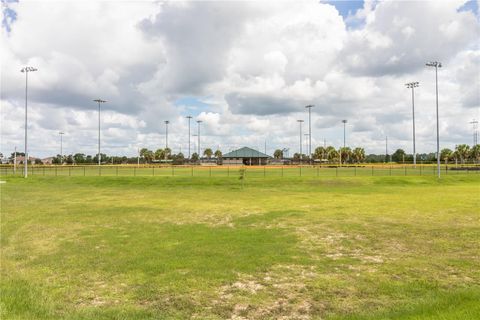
[1, 0, 478, 158]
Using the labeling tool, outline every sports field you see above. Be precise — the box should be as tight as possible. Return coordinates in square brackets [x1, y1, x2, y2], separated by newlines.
[1, 174, 479, 319]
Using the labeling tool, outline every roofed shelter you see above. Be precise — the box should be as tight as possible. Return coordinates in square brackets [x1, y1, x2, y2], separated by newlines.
[222, 147, 271, 165]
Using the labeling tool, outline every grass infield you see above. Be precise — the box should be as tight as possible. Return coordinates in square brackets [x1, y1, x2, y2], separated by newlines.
[1, 175, 479, 319]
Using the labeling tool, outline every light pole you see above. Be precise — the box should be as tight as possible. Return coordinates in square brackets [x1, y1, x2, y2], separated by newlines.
[305, 105, 314, 163]
[197, 120, 202, 158]
[186, 116, 192, 159]
[342, 120, 347, 149]
[426, 61, 442, 178]
[93, 99, 107, 166]
[405, 82, 419, 168]
[385, 136, 388, 163]
[165, 120, 169, 149]
[304, 133, 309, 160]
[470, 119, 478, 146]
[164, 120, 170, 161]
[297, 120, 304, 163]
[59, 131, 64, 164]
[21, 66, 37, 178]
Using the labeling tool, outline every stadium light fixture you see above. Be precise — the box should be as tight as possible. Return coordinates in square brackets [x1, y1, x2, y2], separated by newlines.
[405, 82, 419, 168]
[93, 99, 107, 166]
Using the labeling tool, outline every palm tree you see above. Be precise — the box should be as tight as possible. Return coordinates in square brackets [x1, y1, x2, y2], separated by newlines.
[164, 147, 172, 160]
[339, 147, 352, 164]
[154, 148, 165, 161]
[314, 146, 326, 160]
[440, 148, 453, 164]
[191, 152, 199, 161]
[470, 144, 480, 163]
[214, 149, 222, 164]
[140, 148, 154, 163]
[203, 148, 213, 159]
[352, 147, 365, 163]
[455, 144, 470, 164]
[273, 149, 283, 159]
[325, 146, 338, 163]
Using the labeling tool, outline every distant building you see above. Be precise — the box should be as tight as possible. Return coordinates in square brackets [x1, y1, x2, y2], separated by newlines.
[222, 147, 271, 165]
[42, 157, 55, 165]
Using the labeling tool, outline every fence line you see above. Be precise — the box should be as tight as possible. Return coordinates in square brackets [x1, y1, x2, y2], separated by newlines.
[1, 164, 479, 178]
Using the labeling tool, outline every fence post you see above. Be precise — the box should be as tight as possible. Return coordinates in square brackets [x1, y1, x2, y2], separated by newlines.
[354, 166, 356, 176]
[404, 166, 407, 176]
[55, 167, 57, 176]
[69, 167, 71, 176]
[209, 167, 212, 177]
[282, 166, 284, 177]
[134, 167, 136, 176]
[299, 166, 302, 177]
[390, 165, 392, 176]
[227, 166, 230, 177]
[43, 167, 45, 176]
[191, 166, 194, 177]
[99, 167, 102, 176]
[317, 167, 319, 177]
[371, 166, 373, 176]
[420, 165, 422, 175]
[264, 166, 266, 178]
[153, 167, 155, 176]
[172, 166, 174, 176]
[84, 167, 86, 176]
[336, 166, 338, 177]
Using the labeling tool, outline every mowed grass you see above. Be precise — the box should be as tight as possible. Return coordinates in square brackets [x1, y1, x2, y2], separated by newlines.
[1, 175, 479, 319]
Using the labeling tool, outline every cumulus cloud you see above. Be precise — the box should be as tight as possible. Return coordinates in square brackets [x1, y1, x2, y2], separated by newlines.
[1, 0, 478, 158]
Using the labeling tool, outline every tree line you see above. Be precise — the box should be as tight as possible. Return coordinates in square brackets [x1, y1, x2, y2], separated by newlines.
[3, 143, 479, 165]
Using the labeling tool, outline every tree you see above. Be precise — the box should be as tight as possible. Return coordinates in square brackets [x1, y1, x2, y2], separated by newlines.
[155, 148, 165, 161]
[391, 149, 406, 163]
[191, 152, 199, 161]
[470, 144, 480, 163]
[164, 147, 172, 159]
[65, 155, 74, 165]
[73, 153, 86, 164]
[203, 148, 213, 159]
[34, 158, 43, 165]
[214, 149, 222, 159]
[325, 146, 338, 162]
[313, 146, 326, 160]
[273, 149, 283, 159]
[440, 148, 453, 164]
[455, 144, 470, 164]
[352, 147, 365, 163]
[339, 147, 352, 164]
[140, 148, 154, 163]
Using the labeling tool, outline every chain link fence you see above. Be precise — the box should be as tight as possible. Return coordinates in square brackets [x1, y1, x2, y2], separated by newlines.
[1, 164, 479, 178]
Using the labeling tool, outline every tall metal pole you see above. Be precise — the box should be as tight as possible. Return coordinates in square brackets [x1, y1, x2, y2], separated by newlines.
[385, 136, 388, 163]
[297, 120, 304, 163]
[14, 146, 17, 174]
[197, 120, 202, 158]
[24, 70, 28, 176]
[406, 82, 419, 168]
[426, 61, 442, 178]
[342, 120, 347, 149]
[93, 99, 106, 166]
[165, 120, 169, 149]
[470, 119, 478, 146]
[186, 116, 192, 159]
[21, 67, 37, 178]
[305, 105, 314, 163]
[59, 132, 64, 164]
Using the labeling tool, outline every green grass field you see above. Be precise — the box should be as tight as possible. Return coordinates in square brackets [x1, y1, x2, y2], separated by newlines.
[1, 175, 479, 319]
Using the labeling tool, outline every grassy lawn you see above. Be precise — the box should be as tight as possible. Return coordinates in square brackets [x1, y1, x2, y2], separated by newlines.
[1, 175, 479, 319]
